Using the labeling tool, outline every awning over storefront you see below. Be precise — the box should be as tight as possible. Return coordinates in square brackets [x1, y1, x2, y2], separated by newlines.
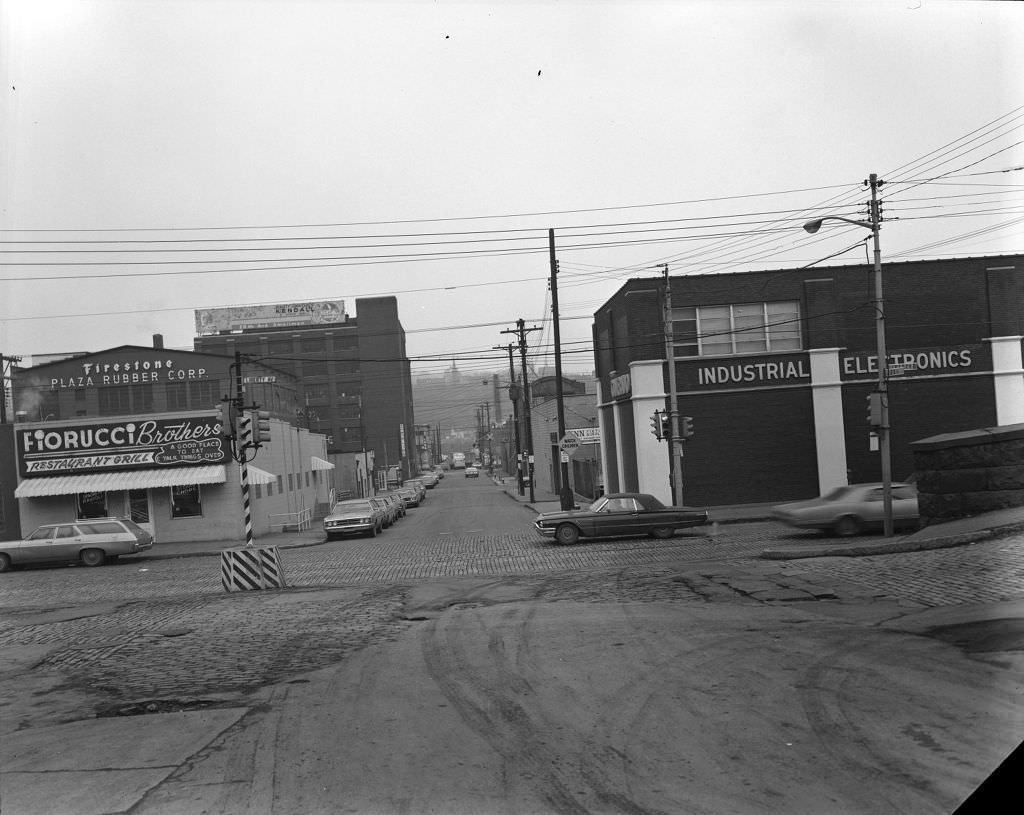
[311, 456, 335, 471]
[243, 465, 277, 485]
[14, 465, 227, 498]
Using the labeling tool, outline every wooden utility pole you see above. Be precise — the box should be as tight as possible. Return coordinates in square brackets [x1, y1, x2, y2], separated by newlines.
[549, 229, 574, 510]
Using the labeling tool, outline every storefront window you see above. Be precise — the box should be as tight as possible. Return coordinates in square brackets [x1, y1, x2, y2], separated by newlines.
[77, 491, 108, 519]
[170, 484, 202, 518]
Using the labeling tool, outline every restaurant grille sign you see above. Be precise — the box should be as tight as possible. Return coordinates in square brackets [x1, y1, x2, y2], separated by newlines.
[17, 416, 229, 478]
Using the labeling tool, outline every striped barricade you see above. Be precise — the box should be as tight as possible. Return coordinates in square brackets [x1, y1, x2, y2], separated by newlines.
[221, 546, 288, 592]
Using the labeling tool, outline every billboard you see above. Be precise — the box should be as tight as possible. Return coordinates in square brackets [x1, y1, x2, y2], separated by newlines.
[195, 300, 346, 335]
[17, 416, 230, 478]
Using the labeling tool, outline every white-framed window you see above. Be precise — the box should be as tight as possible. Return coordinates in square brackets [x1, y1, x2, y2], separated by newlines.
[170, 484, 203, 518]
[671, 301, 801, 357]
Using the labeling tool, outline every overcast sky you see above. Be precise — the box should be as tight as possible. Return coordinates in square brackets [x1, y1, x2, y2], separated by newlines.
[2, 0, 1022, 382]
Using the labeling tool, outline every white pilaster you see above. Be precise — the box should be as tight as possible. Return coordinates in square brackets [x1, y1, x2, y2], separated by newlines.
[809, 348, 848, 494]
[987, 336, 1024, 425]
[629, 360, 671, 504]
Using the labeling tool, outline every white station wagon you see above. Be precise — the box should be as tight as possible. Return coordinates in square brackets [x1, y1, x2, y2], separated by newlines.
[0, 518, 154, 572]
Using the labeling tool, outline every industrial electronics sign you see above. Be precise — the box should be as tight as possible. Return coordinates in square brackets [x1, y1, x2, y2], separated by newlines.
[18, 417, 229, 478]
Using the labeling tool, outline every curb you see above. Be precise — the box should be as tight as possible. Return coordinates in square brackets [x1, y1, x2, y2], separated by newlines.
[761, 520, 1024, 560]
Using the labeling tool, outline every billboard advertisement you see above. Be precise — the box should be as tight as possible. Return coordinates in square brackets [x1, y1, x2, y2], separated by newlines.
[195, 300, 346, 335]
[17, 416, 230, 478]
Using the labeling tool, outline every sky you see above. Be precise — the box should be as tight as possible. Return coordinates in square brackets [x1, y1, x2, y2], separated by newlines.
[2, 0, 1023, 384]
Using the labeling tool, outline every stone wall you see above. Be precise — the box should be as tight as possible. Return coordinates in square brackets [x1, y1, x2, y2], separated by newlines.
[911, 423, 1024, 524]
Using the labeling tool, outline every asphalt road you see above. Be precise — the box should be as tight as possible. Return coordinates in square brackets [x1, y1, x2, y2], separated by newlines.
[1, 475, 1022, 814]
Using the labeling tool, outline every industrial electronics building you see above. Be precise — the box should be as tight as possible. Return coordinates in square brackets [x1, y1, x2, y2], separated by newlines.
[593, 253, 1024, 508]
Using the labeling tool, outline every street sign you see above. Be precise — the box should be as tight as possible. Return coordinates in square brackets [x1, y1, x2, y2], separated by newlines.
[559, 435, 580, 452]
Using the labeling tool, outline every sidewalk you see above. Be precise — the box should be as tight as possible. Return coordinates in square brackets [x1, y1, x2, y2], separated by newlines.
[497, 476, 1024, 560]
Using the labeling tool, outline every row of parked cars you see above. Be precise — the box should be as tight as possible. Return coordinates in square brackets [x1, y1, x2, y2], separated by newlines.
[323, 468, 445, 540]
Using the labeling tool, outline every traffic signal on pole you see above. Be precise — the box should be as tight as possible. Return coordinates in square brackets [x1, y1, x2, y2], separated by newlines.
[867, 392, 883, 428]
[680, 416, 694, 439]
[650, 410, 663, 440]
[660, 412, 672, 439]
[253, 409, 271, 446]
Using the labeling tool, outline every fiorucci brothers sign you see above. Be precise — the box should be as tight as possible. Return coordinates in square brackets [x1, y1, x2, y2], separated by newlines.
[17, 416, 229, 478]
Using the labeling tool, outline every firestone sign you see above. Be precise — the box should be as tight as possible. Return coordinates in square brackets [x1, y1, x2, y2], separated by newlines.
[49, 357, 208, 390]
[17, 416, 229, 478]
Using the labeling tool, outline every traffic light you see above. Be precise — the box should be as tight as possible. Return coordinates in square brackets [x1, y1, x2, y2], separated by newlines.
[650, 410, 663, 440]
[680, 415, 694, 439]
[215, 401, 238, 440]
[867, 392, 883, 428]
[253, 409, 271, 446]
[660, 412, 672, 439]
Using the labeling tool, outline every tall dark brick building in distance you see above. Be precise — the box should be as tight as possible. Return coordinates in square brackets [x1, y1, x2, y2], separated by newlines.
[194, 296, 416, 484]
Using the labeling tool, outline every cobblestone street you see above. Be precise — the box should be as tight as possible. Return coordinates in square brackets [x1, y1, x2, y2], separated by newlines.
[1, 523, 1022, 730]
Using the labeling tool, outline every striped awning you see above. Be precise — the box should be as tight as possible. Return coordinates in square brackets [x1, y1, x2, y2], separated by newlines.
[243, 465, 277, 485]
[15, 465, 227, 498]
[311, 456, 334, 471]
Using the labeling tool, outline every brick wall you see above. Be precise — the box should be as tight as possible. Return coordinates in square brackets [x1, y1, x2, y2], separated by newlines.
[911, 423, 1024, 524]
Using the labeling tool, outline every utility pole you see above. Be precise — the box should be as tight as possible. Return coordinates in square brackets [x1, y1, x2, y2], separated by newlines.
[495, 343, 523, 494]
[868, 173, 894, 537]
[549, 229, 574, 510]
[502, 319, 540, 503]
[660, 264, 685, 506]
[483, 400, 493, 474]
[1, 353, 24, 424]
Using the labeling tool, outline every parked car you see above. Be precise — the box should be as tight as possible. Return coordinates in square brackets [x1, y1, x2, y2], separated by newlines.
[397, 486, 420, 508]
[404, 479, 427, 501]
[0, 518, 153, 572]
[534, 493, 709, 545]
[370, 496, 397, 528]
[323, 499, 384, 540]
[464, 466, 480, 478]
[420, 472, 438, 488]
[380, 491, 406, 518]
[771, 482, 920, 537]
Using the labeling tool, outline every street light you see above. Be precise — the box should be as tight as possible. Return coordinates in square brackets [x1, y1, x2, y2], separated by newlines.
[803, 172, 893, 536]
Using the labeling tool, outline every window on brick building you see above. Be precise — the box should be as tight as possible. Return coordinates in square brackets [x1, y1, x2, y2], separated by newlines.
[672, 301, 801, 357]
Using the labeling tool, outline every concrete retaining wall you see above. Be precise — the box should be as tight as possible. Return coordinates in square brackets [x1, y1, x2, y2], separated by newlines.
[911, 423, 1024, 524]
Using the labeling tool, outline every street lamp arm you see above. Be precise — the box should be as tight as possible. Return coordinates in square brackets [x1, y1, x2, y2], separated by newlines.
[803, 215, 873, 234]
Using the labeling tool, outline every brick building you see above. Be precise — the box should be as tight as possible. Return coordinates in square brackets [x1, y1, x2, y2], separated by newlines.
[8, 338, 332, 544]
[593, 254, 1024, 507]
[193, 296, 415, 490]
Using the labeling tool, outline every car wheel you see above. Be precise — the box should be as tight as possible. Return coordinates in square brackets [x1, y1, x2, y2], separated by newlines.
[834, 515, 861, 537]
[650, 526, 675, 539]
[0, 553, 11, 573]
[80, 548, 107, 567]
[554, 523, 580, 545]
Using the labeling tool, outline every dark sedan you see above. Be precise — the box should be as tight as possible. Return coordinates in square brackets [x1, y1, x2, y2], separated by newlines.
[534, 493, 709, 544]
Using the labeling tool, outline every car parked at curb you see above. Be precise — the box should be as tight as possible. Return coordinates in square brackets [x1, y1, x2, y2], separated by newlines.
[370, 496, 397, 528]
[379, 491, 405, 519]
[323, 499, 384, 540]
[397, 486, 420, 508]
[0, 518, 153, 572]
[534, 493, 708, 545]
[771, 482, 920, 537]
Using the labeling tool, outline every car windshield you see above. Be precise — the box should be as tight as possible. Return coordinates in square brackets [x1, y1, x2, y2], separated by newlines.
[823, 486, 854, 501]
